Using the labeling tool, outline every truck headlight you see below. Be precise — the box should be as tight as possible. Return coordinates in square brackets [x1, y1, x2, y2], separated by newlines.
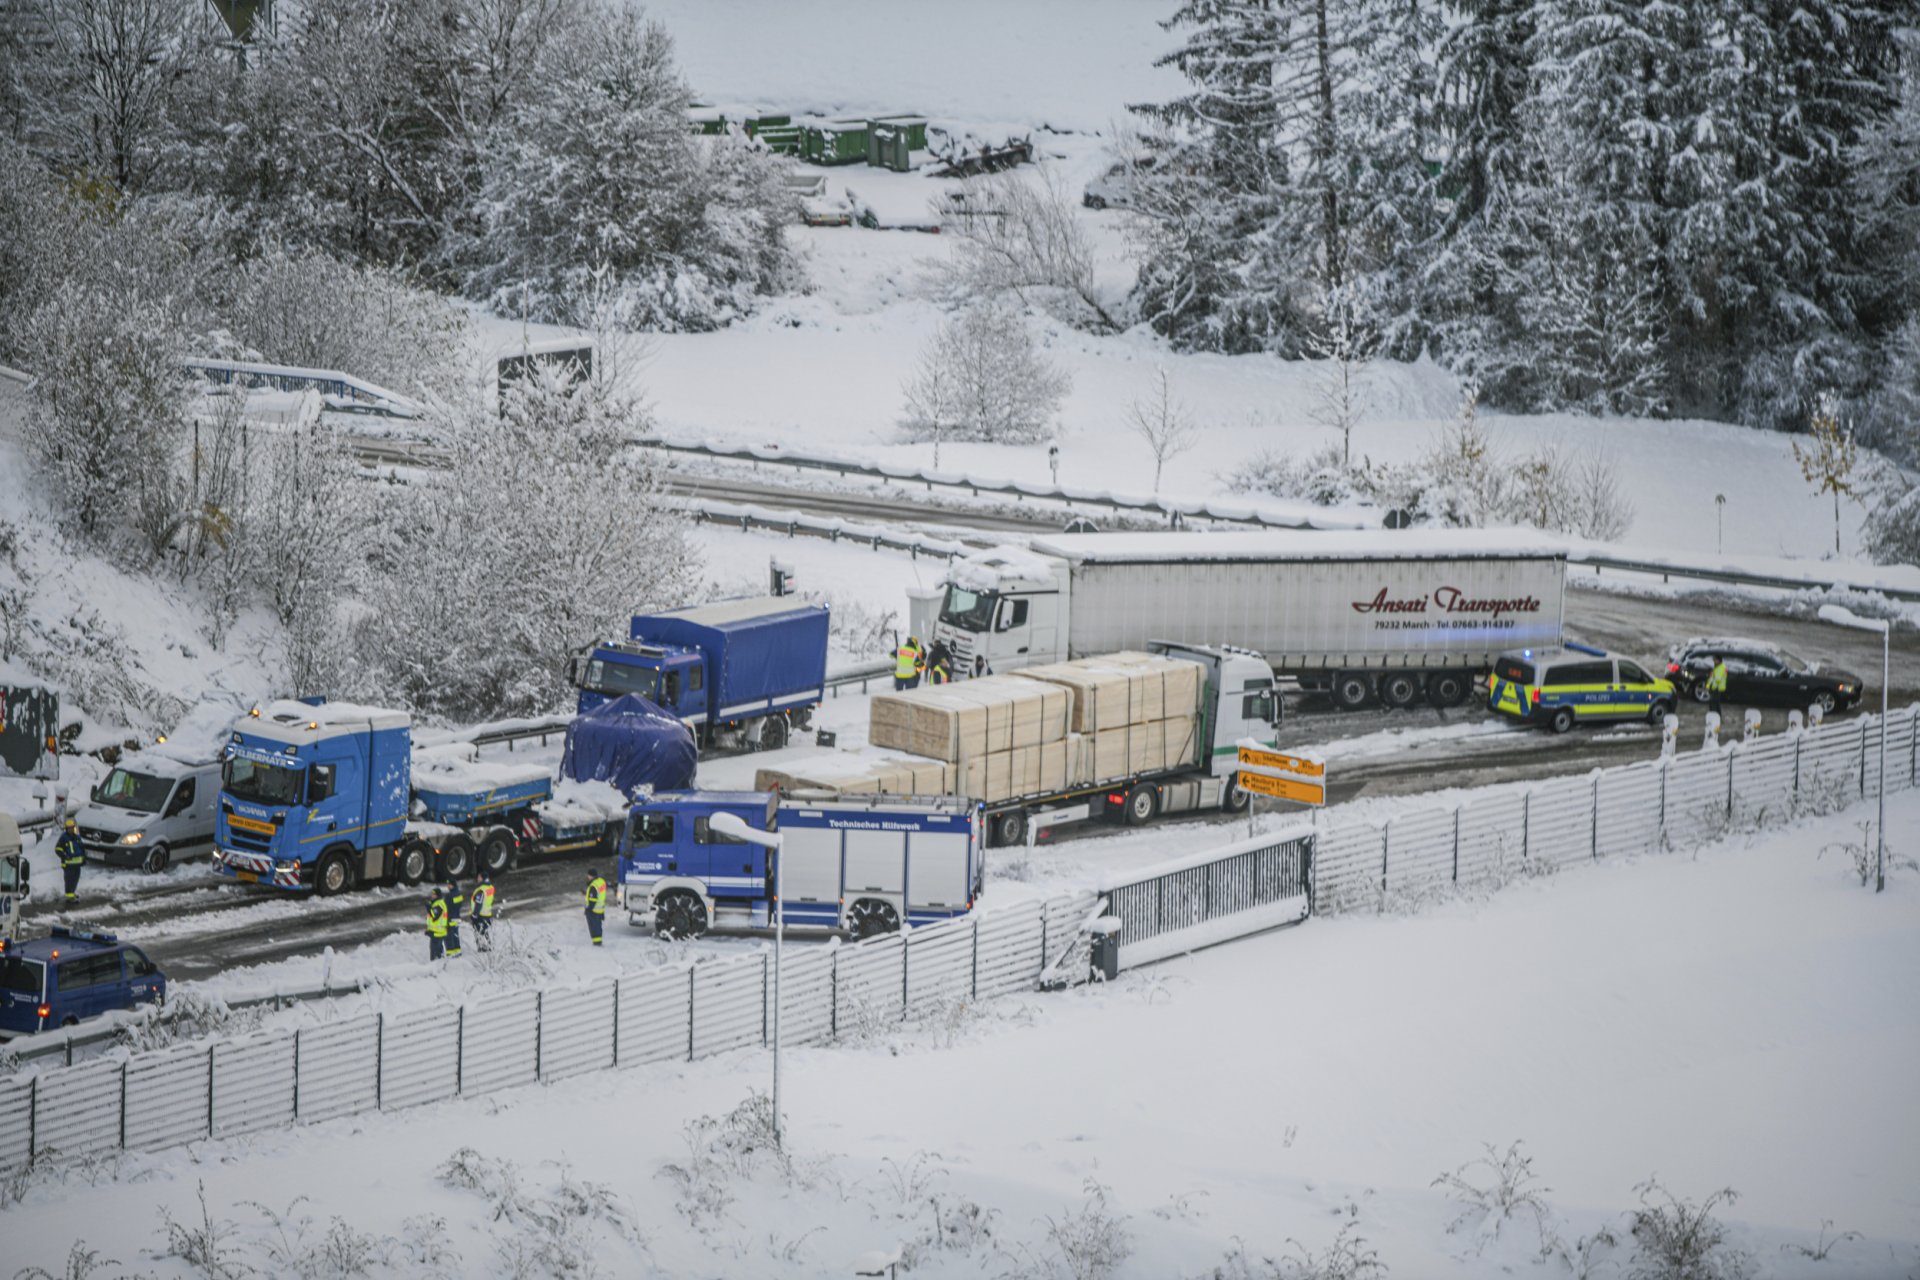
[119, 831, 144, 845]
[275, 859, 300, 873]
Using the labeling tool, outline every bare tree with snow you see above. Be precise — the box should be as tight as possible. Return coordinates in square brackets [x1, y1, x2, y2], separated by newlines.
[1306, 286, 1378, 466]
[936, 170, 1121, 332]
[21, 279, 189, 539]
[1125, 367, 1199, 494]
[899, 301, 1070, 448]
[1792, 394, 1860, 556]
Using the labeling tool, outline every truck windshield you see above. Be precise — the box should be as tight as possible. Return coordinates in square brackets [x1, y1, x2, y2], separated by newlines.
[578, 657, 659, 700]
[0, 857, 20, 891]
[939, 586, 997, 630]
[222, 756, 305, 806]
[0, 956, 42, 997]
[93, 768, 174, 813]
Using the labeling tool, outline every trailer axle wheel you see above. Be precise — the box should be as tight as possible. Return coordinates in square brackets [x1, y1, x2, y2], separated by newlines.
[479, 828, 516, 875]
[438, 833, 475, 879]
[1331, 672, 1373, 711]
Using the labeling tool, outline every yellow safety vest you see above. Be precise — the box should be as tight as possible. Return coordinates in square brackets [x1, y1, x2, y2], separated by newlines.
[426, 899, 448, 937]
[473, 883, 496, 917]
[1707, 662, 1728, 692]
[585, 877, 606, 915]
[895, 645, 920, 679]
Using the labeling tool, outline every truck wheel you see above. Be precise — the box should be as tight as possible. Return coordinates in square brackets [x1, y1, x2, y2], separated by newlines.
[991, 810, 1027, 848]
[479, 828, 516, 875]
[1426, 671, 1469, 708]
[654, 891, 708, 940]
[849, 899, 899, 938]
[758, 716, 789, 751]
[1123, 785, 1158, 826]
[1331, 672, 1373, 711]
[1223, 774, 1250, 813]
[1379, 672, 1421, 709]
[141, 844, 171, 874]
[315, 849, 355, 896]
[396, 839, 432, 885]
[439, 834, 475, 879]
[1549, 707, 1576, 734]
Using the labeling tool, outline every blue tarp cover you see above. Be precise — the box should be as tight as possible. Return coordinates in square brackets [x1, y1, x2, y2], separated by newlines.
[560, 695, 697, 797]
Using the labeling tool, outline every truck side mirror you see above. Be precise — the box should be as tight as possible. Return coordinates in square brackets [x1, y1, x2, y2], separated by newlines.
[18, 862, 28, 890]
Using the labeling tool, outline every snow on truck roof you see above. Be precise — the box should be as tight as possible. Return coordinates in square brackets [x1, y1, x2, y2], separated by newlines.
[658, 596, 825, 628]
[240, 700, 410, 746]
[1028, 529, 1572, 563]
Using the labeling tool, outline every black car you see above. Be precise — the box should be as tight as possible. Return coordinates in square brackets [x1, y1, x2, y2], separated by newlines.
[1663, 638, 1864, 712]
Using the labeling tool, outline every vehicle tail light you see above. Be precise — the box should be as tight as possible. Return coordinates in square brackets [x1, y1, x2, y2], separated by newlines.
[1107, 793, 1125, 804]
[1666, 663, 1680, 675]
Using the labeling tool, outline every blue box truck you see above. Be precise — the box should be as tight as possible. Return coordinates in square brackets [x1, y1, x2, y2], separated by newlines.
[618, 790, 982, 938]
[212, 700, 684, 894]
[571, 597, 829, 753]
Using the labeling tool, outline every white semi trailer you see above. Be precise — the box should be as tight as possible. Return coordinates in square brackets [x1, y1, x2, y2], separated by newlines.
[927, 531, 1568, 711]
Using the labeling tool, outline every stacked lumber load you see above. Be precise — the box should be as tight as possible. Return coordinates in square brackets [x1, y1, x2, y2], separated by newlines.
[754, 750, 953, 797]
[869, 676, 1071, 760]
[864, 652, 1206, 803]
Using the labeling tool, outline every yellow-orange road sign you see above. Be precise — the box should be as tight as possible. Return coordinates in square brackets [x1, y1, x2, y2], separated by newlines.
[1238, 770, 1326, 805]
[1238, 745, 1325, 778]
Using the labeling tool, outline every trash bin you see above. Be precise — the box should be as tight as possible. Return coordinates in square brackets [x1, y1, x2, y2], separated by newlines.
[1088, 915, 1122, 982]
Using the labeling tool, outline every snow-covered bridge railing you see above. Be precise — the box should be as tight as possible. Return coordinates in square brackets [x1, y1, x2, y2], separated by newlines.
[1312, 703, 1919, 914]
[0, 891, 1094, 1176]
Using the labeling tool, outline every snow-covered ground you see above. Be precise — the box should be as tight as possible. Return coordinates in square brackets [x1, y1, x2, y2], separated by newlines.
[11, 792, 1916, 1277]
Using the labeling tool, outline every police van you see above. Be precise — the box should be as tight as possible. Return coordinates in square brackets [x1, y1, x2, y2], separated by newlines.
[1487, 643, 1677, 733]
[0, 926, 167, 1037]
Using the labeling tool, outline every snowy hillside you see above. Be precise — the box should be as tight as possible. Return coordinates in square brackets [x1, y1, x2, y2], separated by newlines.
[10, 793, 1917, 1277]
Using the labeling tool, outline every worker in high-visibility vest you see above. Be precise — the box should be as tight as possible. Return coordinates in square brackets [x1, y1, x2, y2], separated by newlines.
[444, 879, 464, 958]
[1706, 657, 1729, 715]
[894, 636, 924, 690]
[584, 872, 607, 946]
[425, 888, 449, 961]
[471, 874, 498, 951]
[55, 818, 86, 903]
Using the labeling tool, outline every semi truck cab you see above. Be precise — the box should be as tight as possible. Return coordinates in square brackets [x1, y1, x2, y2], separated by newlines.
[214, 702, 410, 891]
[573, 640, 707, 721]
[932, 551, 1067, 675]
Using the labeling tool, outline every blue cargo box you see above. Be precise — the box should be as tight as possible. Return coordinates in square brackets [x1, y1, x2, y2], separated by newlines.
[632, 598, 829, 717]
[413, 770, 551, 825]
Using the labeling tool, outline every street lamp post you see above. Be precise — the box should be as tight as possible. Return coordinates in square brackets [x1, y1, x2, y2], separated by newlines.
[1816, 605, 1890, 892]
[709, 811, 786, 1138]
[1714, 493, 1726, 555]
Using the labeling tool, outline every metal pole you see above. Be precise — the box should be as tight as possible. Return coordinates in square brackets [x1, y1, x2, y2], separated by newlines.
[1877, 628, 1887, 893]
[772, 832, 784, 1146]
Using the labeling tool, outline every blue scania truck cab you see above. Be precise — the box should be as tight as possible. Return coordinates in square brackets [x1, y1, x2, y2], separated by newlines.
[618, 790, 982, 939]
[572, 597, 830, 753]
[214, 700, 628, 895]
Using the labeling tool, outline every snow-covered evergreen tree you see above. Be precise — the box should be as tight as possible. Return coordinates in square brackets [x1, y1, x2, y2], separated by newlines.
[458, 5, 794, 330]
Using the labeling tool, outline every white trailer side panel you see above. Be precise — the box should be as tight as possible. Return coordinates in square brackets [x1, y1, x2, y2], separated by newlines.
[1062, 554, 1564, 669]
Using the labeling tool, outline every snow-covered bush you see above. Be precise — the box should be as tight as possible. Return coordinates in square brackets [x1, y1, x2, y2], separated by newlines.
[1861, 464, 1920, 566]
[935, 169, 1121, 332]
[19, 278, 192, 540]
[459, 3, 796, 330]
[210, 245, 469, 401]
[1625, 1179, 1751, 1280]
[1432, 1140, 1556, 1256]
[1001, 1178, 1132, 1280]
[901, 300, 1070, 448]
[353, 370, 696, 720]
[248, 423, 366, 695]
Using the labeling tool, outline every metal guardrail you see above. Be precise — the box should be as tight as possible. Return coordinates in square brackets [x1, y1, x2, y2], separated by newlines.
[0, 892, 1095, 1172]
[1568, 552, 1920, 604]
[636, 434, 1359, 531]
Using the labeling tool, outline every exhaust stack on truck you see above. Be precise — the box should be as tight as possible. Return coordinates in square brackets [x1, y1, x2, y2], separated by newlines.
[927, 531, 1567, 711]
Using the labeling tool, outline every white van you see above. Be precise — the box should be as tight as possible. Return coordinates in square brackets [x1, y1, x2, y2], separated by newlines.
[74, 750, 221, 873]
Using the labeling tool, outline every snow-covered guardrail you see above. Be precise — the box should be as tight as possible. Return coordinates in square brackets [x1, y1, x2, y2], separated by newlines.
[634, 432, 1366, 532]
